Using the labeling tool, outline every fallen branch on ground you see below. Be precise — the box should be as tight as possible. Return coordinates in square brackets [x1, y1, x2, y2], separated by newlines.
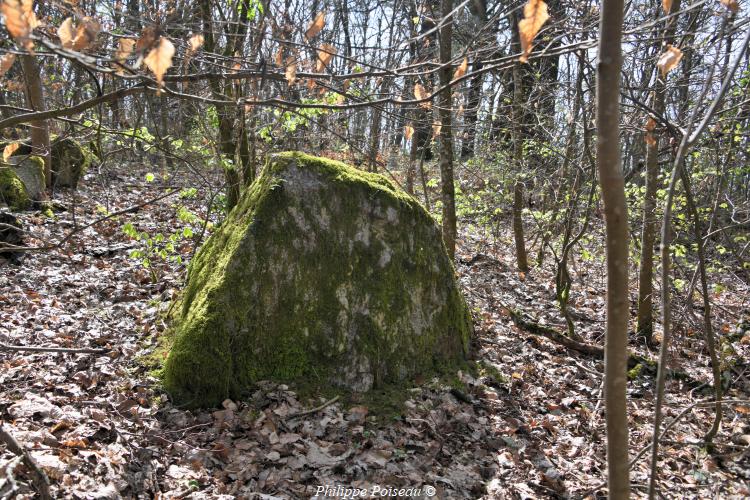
[0, 422, 52, 500]
[0, 343, 110, 355]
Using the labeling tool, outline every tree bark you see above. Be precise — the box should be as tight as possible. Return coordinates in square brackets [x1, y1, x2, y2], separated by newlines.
[636, 0, 681, 345]
[438, 0, 456, 260]
[595, 0, 630, 495]
[20, 54, 51, 189]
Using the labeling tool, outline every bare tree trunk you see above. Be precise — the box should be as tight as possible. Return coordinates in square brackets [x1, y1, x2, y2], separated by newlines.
[636, 0, 681, 345]
[438, 0, 456, 260]
[511, 65, 529, 272]
[595, 0, 630, 495]
[21, 54, 51, 189]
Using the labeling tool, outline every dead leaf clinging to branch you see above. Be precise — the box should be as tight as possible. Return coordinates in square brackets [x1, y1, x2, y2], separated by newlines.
[315, 44, 336, 72]
[58, 17, 75, 48]
[518, 0, 549, 63]
[720, 0, 740, 12]
[3, 142, 19, 161]
[305, 12, 325, 40]
[188, 34, 204, 53]
[114, 38, 135, 73]
[285, 57, 297, 85]
[2, 0, 36, 50]
[453, 57, 468, 80]
[0, 53, 16, 77]
[144, 37, 175, 92]
[657, 45, 683, 77]
[72, 17, 101, 51]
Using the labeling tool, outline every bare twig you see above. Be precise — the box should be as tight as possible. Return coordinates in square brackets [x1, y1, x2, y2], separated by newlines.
[285, 395, 341, 421]
[0, 343, 110, 355]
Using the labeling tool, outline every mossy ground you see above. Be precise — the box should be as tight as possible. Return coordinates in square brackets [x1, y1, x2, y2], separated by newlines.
[161, 152, 473, 408]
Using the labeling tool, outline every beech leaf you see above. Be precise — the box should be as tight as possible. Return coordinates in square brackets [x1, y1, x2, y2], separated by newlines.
[188, 34, 204, 53]
[0, 53, 16, 77]
[305, 12, 326, 40]
[144, 37, 175, 91]
[432, 122, 442, 138]
[1, 0, 35, 50]
[414, 83, 431, 108]
[657, 45, 683, 77]
[662, 0, 673, 13]
[58, 17, 75, 48]
[72, 17, 101, 51]
[453, 57, 468, 80]
[315, 43, 336, 72]
[518, 0, 549, 63]
[285, 58, 297, 85]
[114, 38, 135, 73]
[404, 125, 414, 140]
[3, 142, 19, 162]
[720, 0, 740, 12]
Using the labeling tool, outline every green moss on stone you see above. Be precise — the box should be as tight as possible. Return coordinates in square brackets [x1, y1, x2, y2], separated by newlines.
[51, 137, 90, 188]
[163, 152, 472, 408]
[0, 165, 31, 210]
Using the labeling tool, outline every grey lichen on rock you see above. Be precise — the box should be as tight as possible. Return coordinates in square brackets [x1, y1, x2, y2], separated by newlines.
[163, 152, 472, 407]
[51, 137, 91, 188]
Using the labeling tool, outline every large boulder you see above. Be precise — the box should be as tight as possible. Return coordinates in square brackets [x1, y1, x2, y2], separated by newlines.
[7, 155, 45, 201]
[51, 137, 91, 188]
[164, 152, 472, 407]
[0, 166, 30, 210]
[0, 156, 44, 210]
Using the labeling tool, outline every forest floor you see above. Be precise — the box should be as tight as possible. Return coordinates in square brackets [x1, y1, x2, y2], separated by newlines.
[1, 162, 749, 499]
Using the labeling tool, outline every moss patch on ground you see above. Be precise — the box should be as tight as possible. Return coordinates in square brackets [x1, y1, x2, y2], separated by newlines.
[162, 152, 472, 408]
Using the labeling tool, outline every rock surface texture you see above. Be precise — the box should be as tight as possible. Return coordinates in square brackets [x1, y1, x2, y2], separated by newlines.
[51, 137, 91, 188]
[164, 152, 471, 407]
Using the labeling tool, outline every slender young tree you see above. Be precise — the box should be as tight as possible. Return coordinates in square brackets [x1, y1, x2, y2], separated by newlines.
[595, 0, 630, 495]
[438, 0, 457, 260]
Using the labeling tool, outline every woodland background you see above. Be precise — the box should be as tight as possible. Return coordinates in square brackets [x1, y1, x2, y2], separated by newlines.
[0, 0, 749, 498]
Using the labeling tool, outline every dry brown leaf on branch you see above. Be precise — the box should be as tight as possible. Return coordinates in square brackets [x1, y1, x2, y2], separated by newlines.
[2, 0, 37, 50]
[285, 57, 297, 85]
[58, 17, 75, 48]
[414, 83, 431, 108]
[144, 37, 175, 92]
[3, 142, 19, 161]
[0, 53, 16, 77]
[114, 38, 135, 73]
[432, 122, 442, 138]
[720, 0, 740, 12]
[305, 11, 326, 40]
[404, 124, 414, 140]
[188, 34, 204, 53]
[657, 45, 683, 77]
[315, 43, 336, 72]
[518, 0, 549, 63]
[662, 0, 673, 13]
[645, 117, 657, 146]
[453, 57, 468, 80]
[72, 17, 101, 51]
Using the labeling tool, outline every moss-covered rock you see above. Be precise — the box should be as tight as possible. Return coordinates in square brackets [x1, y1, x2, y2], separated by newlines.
[164, 152, 472, 407]
[51, 137, 90, 188]
[8, 155, 45, 201]
[0, 165, 31, 210]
